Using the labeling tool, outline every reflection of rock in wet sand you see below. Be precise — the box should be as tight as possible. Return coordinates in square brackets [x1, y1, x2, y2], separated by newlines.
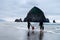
[27, 30, 44, 40]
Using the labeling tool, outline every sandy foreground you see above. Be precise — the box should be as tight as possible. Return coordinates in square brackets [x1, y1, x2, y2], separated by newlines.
[0, 22, 60, 40]
[0, 26, 59, 40]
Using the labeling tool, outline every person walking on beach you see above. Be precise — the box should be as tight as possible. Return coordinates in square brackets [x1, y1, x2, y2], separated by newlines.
[39, 21, 44, 30]
[27, 18, 35, 30]
[27, 19, 31, 30]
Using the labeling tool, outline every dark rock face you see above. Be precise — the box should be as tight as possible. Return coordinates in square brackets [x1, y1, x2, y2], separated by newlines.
[45, 18, 49, 22]
[24, 6, 49, 22]
[15, 18, 22, 22]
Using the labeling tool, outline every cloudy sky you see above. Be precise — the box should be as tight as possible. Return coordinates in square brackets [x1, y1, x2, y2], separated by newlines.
[0, 0, 60, 22]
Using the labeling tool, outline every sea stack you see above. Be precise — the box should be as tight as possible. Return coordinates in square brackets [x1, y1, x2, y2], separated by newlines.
[24, 6, 49, 22]
[15, 18, 22, 22]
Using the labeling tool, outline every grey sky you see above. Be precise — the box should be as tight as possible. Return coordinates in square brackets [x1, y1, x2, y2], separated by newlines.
[0, 0, 60, 22]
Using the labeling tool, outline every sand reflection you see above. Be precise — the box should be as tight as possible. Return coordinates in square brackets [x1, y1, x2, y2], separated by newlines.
[39, 30, 44, 40]
[27, 30, 44, 40]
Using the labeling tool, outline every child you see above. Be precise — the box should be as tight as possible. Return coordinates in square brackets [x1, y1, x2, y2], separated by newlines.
[32, 26, 34, 30]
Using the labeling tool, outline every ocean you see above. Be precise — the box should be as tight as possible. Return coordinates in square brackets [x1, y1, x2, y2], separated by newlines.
[0, 22, 60, 40]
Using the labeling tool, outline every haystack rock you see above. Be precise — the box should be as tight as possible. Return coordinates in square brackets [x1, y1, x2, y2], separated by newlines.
[24, 6, 49, 22]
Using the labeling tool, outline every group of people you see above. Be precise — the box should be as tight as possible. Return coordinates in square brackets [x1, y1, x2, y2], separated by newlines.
[27, 19, 44, 30]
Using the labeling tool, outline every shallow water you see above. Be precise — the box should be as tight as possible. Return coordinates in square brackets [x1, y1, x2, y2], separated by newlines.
[0, 22, 60, 40]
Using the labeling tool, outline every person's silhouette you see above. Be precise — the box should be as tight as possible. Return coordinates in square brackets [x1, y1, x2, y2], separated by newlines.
[27, 19, 31, 30]
[27, 30, 35, 40]
[39, 21, 44, 30]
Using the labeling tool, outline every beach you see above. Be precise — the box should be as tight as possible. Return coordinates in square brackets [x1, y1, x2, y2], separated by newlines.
[0, 22, 60, 40]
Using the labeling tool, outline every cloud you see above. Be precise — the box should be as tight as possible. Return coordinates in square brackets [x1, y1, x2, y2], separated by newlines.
[0, 0, 60, 22]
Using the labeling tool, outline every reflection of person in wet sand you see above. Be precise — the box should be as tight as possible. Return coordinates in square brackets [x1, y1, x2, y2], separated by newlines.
[27, 31, 34, 40]
[39, 31, 44, 40]
[27, 30, 44, 40]
[27, 31, 30, 40]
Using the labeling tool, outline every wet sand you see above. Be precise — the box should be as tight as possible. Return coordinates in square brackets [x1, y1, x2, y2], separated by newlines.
[0, 27, 59, 40]
[0, 22, 60, 40]
[0, 28, 44, 40]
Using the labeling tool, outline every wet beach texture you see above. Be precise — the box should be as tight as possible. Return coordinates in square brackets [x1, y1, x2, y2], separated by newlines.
[0, 22, 60, 40]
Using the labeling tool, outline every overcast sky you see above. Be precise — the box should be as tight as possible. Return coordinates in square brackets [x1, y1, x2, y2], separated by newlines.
[0, 0, 60, 22]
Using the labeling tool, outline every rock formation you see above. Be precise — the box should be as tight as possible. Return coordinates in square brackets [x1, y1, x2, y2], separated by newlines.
[24, 6, 49, 22]
[15, 18, 22, 22]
